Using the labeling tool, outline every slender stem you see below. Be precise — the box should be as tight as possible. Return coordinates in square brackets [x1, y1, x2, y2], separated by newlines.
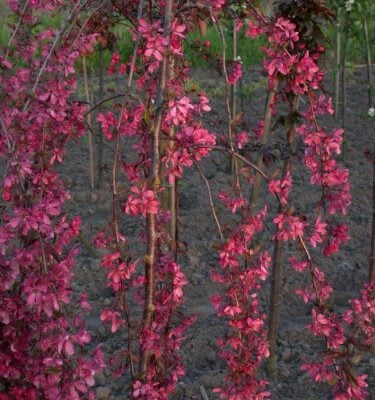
[211, 145, 270, 181]
[84, 94, 125, 116]
[250, 81, 278, 215]
[127, 0, 145, 89]
[214, 18, 241, 189]
[298, 236, 324, 307]
[4, 0, 31, 61]
[160, 59, 177, 259]
[334, 5, 341, 120]
[267, 95, 298, 377]
[194, 161, 224, 241]
[232, 22, 238, 124]
[139, 0, 174, 378]
[340, 10, 350, 131]
[370, 144, 375, 284]
[112, 132, 121, 249]
[363, 18, 373, 109]
[98, 45, 104, 188]
[82, 56, 95, 189]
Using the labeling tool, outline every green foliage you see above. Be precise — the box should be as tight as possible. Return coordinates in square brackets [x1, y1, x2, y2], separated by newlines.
[325, 0, 375, 63]
[184, 24, 266, 67]
[0, 0, 11, 47]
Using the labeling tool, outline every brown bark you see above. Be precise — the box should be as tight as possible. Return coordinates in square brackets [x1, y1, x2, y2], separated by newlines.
[370, 144, 375, 284]
[250, 82, 278, 215]
[138, 0, 174, 379]
[267, 95, 298, 378]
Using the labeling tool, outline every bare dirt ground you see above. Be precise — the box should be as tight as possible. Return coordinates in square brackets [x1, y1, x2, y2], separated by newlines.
[62, 65, 374, 400]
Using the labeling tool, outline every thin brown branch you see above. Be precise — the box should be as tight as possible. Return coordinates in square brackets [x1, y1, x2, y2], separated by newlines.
[4, 0, 31, 61]
[194, 161, 223, 241]
[267, 95, 298, 377]
[127, 0, 145, 88]
[369, 144, 375, 283]
[82, 56, 95, 189]
[250, 81, 278, 215]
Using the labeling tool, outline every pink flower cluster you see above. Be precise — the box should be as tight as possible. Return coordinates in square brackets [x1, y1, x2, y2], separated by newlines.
[0, 4, 102, 398]
[212, 208, 271, 398]
[91, 6, 219, 398]
[227, 60, 243, 85]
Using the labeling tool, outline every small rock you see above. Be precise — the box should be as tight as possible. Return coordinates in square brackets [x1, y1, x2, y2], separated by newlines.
[91, 192, 99, 202]
[111, 379, 124, 392]
[281, 347, 292, 362]
[191, 272, 204, 285]
[277, 339, 288, 347]
[86, 317, 102, 333]
[96, 386, 111, 400]
[95, 372, 107, 386]
[205, 349, 217, 365]
[91, 259, 101, 270]
[279, 366, 291, 379]
[192, 304, 215, 316]
[103, 298, 112, 306]
[301, 342, 311, 352]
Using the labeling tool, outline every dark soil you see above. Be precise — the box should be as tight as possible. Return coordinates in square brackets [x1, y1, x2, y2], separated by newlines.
[62, 65, 374, 400]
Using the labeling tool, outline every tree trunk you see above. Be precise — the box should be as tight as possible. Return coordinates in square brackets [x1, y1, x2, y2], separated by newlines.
[363, 18, 373, 110]
[370, 144, 375, 284]
[250, 81, 278, 215]
[334, 5, 341, 121]
[267, 95, 298, 378]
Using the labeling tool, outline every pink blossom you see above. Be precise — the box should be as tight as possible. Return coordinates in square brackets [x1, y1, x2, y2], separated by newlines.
[197, 93, 211, 114]
[97, 112, 117, 140]
[227, 61, 242, 85]
[166, 96, 194, 125]
[309, 216, 327, 247]
[236, 131, 249, 149]
[144, 36, 167, 62]
[289, 256, 308, 272]
[271, 17, 299, 47]
[124, 185, 159, 217]
[273, 213, 306, 241]
[100, 310, 124, 333]
[246, 20, 263, 38]
[268, 171, 292, 205]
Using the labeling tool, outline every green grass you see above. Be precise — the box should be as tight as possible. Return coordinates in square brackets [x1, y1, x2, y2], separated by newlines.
[1, 4, 372, 72]
[323, 19, 375, 65]
[184, 24, 266, 67]
[0, 0, 11, 47]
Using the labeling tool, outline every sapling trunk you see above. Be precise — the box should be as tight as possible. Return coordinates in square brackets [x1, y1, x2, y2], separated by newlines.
[363, 18, 373, 109]
[267, 95, 298, 378]
[139, 0, 173, 379]
[161, 60, 178, 259]
[167, 64, 177, 259]
[340, 10, 349, 131]
[97, 45, 104, 188]
[215, 19, 237, 176]
[229, 22, 240, 175]
[249, 81, 278, 215]
[82, 56, 95, 190]
[370, 144, 375, 284]
[334, 5, 341, 120]
[232, 22, 238, 125]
